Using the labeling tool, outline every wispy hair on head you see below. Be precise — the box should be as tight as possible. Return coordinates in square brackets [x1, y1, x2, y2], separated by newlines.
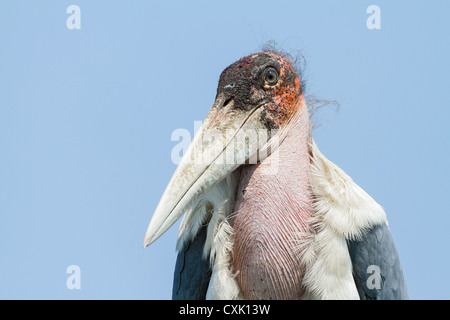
[259, 41, 339, 129]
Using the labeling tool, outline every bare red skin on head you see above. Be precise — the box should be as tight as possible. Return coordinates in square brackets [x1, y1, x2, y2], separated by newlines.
[260, 52, 303, 129]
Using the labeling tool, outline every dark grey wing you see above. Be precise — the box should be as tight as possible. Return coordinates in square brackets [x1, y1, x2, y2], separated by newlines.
[347, 223, 409, 300]
[172, 224, 211, 300]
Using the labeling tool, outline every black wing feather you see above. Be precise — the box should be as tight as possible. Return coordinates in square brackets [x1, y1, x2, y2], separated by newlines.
[348, 223, 409, 300]
[172, 225, 211, 300]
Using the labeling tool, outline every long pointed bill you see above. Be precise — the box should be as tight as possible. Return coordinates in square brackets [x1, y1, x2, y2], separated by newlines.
[143, 94, 279, 247]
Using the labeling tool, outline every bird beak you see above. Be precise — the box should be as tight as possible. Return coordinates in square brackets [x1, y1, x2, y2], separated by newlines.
[143, 93, 276, 247]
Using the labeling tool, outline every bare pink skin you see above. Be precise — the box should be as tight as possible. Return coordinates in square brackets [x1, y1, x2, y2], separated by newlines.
[231, 103, 314, 300]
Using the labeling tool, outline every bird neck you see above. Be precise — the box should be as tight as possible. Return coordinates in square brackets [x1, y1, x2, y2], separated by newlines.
[235, 100, 313, 208]
[275, 101, 312, 179]
[231, 102, 314, 299]
[270, 102, 312, 208]
[252, 101, 312, 192]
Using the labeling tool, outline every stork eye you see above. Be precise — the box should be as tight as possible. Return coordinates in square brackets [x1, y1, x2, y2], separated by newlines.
[263, 68, 279, 86]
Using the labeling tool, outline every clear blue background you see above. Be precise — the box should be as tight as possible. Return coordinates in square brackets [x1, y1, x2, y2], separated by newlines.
[1, 1, 449, 299]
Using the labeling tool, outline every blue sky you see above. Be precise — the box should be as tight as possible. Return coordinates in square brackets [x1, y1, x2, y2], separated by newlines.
[0, 1, 449, 299]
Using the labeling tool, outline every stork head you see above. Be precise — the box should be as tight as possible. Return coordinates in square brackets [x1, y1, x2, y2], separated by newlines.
[144, 52, 305, 247]
[217, 52, 302, 129]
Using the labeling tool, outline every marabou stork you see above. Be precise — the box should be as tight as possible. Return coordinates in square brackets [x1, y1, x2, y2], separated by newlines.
[143, 51, 408, 300]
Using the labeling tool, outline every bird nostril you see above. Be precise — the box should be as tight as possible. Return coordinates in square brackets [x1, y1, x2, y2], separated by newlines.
[223, 97, 233, 108]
